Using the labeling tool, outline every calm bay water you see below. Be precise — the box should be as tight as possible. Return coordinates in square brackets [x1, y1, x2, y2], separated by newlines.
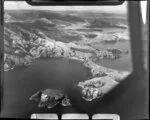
[94, 41, 133, 72]
[2, 58, 91, 118]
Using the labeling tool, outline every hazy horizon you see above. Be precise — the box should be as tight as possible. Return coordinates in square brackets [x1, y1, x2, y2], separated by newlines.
[4, 1, 127, 14]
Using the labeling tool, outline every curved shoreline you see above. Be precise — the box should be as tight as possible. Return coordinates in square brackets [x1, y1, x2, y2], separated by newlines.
[4, 38, 130, 101]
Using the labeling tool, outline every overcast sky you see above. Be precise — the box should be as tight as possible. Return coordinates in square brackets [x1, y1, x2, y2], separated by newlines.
[4, 1, 127, 13]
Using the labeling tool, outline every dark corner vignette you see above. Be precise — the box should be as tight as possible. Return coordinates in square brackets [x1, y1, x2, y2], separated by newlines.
[0, 0, 149, 120]
[0, 0, 4, 115]
[25, 0, 125, 6]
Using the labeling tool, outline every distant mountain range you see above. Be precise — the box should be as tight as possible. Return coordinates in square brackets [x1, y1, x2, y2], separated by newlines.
[4, 10, 128, 54]
[5, 10, 85, 23]
[5, 10, 127, 24]
[4, 10, 129, 61]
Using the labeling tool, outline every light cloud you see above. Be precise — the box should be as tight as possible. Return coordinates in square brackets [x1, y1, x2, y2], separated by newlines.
[4, 1, 127, 13]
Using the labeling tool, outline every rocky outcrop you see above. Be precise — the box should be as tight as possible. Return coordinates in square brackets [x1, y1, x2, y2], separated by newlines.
[29, 88, 71, 109]
[4, 53, 34, 71]
[77, 67, 129, 101]
[78, 76, 118, 101]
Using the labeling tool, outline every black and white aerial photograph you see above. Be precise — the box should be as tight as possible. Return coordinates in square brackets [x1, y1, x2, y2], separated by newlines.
[1, 1, 148, 119]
